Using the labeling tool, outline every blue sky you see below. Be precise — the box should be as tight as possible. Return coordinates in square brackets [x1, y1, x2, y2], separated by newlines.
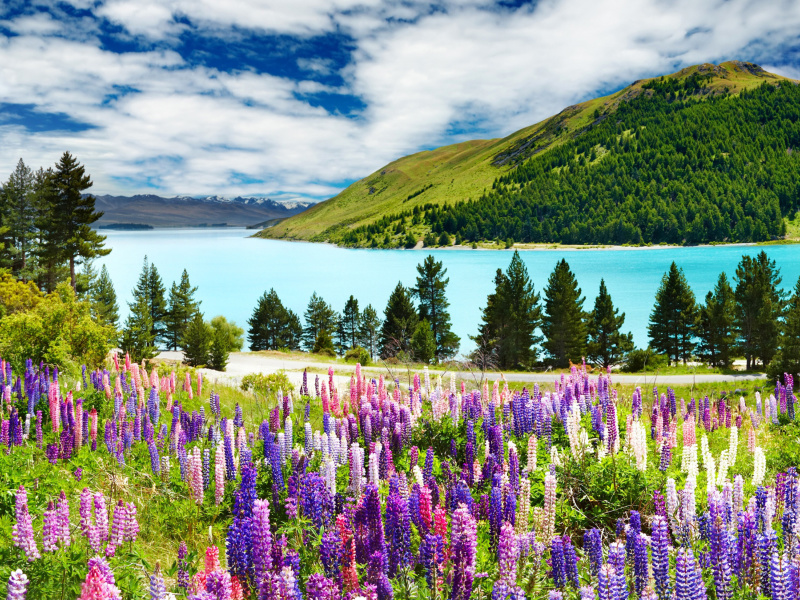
[1, 0, 799, 201]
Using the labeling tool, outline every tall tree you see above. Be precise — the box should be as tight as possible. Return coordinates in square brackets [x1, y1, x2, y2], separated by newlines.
[165, 269, 200, 351]
[337, 296, 361, 351]
[768, 275, 800, 383]
[473, 251, 542, 369]
[208, 315, 244, 371]
[146, 260, 168, 347]
[92, 265, 119, 330]
[121, 293, 157, 362]
[380, 282, 418, 359]
[1, 159, 37, 279]
[46, 152, 109, 289]
[411, 319, 436, 364]
[411, 255, 460, 361]
[182, 312, 212, 367]
[648, 262, 697, 365]
[541, 259, 587, 367]
[302, 292, 337, 352]
[696, 272, 735, 367]
[248, 289, 302, 351]
[358, 304, 381, 360]
[734, 251, 786, 369]
[32, 168, 64, 292]
[586, 279, 633, 369]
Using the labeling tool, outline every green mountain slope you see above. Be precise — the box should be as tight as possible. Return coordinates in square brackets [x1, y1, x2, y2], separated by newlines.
[260, 61, 799, 246]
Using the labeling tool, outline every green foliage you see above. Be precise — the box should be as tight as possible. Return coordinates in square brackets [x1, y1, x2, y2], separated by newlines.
[767, 275, 800, 382]
[696, 272, 735, 367]
[302, 292, 337, 352]
[404, 231, 417, 248]
[336, 295, 360, 352]
[91, 264, 119, 331]
[622, 346, 669, 372]
[0, 283, 114, 370]
[411, 319, 436, 364]
[240, 371, 293, 397]
[344, 346, 371, 365]
[165, 269, 200, 351]
[380, 282, 418, 359]
[586, 279, 633, 368]
[541, 259, 587, 367]
[182, 312, 213, 367]
[312, 329, 336, 356]
[0, 272, 43, 319]
[121, 292, 157, 363]
[411, 255, 460, 360]
[357, 304, 381, 360]
[208, 315, 244, 371]
[248, 288, 303, 351]
[648, 262, 697, 365]
[473, 251, 542, 369]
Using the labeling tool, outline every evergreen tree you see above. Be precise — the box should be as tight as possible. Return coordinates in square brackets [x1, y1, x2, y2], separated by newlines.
[182, 312, 212, 367]
[357, 304, 381, 360]
[165, 269, 200, 351]
[768, 275, 800, 383]
[586, 279, 633, 368]
[696, 272, 735, 367]
[541, 259, 587, 367]
[75, 260, 98, 299]
[380, 282, 418, 359]
[648, 262, 697, 365]
[411, 255, 460, 361]
[411, 319, 436, 364]
[92, 265, 119, 331]
[248, 289, 302, 351]
[734, 251, 786, 369]
[302, 292, 337, 352]
[337, 296, 360, 352]
[146, 260, 168, 347]
[45, 152, 109, 289]
[32, 168, 65, 292]
[121, 294, 157, 362]
[473, 251, 542, 369]
[1, 159, 38, 280]
[208, 315, 244, 371]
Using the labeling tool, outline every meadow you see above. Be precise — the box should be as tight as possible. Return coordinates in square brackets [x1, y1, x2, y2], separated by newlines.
[0, 355, 797, 600]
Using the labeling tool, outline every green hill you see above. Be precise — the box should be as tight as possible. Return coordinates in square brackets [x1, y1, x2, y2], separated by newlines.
[259, 61, 800, 247]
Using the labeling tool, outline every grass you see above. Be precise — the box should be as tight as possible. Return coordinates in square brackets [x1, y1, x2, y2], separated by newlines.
[259, 61, 797, 245]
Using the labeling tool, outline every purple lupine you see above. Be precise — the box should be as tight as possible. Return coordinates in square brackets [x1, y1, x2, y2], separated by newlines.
[306, 573, 335, 600]
[385, 478, 411, 577]
[150, 565, 166, 600]
[450, 503, 477, 600]
[42, 501, 58, 552]
[551, 536, 566, 589]
[563, 535, 579, 588]
[598, 565, 619, 600]
[584, 529, 603, 576]
[651, 516, 670, 600]
[11, 486, 39, 561]
[320, 529, 341, 579]
[420, 533, 444, 590]
[498, 523, 518, 585]
[770, 551, 789, 600]
[608, 542, 627, 600]
[633, 533, 648, 598]
[675, 548, 704, 600]
[252, 499, 273, 587]
[6, 569, 29, 600]
[709, 499, 732, 600]
[177, 542, 190, 590]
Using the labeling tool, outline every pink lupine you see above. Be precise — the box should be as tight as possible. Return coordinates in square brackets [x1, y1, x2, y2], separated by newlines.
[205, 545, 221, 573]
[12, 486, 39, 561]
[189, 447, 204, 504]
[79, 563, 121, 600]
[106, 501, 126, 557]
[94, 493, 109, 541]
[43, 501, 59, 553]
[57, 491, 70, 547]
[215, 444, 225, 505]
[124, 502, 139, 543]
[197, 372, 202, 400]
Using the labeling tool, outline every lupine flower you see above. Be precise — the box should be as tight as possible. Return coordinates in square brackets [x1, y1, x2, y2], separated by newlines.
[6, 568, 29, 600]
[498, 523, 518, 584]
[12, 486, 39, 561]
[177, 542, 190, 590]
[598, 565, 618, 600]
[150, 565, 166, 600]
[651, 516, 670, 600]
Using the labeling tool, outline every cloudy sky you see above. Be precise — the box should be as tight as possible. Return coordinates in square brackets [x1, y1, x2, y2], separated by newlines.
[1, 0, 799, 201]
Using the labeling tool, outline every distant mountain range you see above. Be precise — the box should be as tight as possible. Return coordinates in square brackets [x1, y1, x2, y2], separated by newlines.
[93, 194, 313, 228]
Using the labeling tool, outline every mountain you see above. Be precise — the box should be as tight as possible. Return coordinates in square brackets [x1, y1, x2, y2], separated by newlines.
[259, 61, 800, 247]
[93, 194, 312, 228]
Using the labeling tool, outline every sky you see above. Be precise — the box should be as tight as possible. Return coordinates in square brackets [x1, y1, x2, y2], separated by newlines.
[1, 0, 800, 202]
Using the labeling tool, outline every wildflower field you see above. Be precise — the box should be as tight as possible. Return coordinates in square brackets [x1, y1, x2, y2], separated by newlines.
[0, 355, 798, 600]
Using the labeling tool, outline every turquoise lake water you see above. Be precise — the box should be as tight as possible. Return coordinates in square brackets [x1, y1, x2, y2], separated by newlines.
[97, 228, 800, 353]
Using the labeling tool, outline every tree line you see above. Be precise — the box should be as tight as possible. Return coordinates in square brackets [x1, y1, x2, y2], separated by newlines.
[247, 255, 461, 364]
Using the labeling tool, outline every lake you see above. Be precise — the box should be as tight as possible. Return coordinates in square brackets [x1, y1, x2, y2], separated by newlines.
[97, 228, 800, 353]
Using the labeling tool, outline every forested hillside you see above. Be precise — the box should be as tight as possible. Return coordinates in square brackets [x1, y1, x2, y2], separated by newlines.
[261, 62, 800, 247]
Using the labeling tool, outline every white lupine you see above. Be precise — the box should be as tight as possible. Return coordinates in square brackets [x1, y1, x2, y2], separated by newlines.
[716, 450, 730, 487]
[368, 442, 381, 485]
[413, 465, 425, 488]
[314, 431, 322, 452]
[700, 435, 712, 472]
[277, 433, 286, 464]
[525, 435, 538, 473]
[566, 408, 582, 458]
[706, 454, 717, 494]
[682, 443, 699, 477]
[682, 475, 697, 531]
[629, 420, 648, 472]
[550, 445, 561, 467]
[324, 456, 336, 495]
[766, 490, 776, 525]
[284, 417, 293, 460]
[666, 478, 680, 533]
[329, 431, 339, 461]
[304, 422, 313, 454]
[727, 426, 738, 467]
[733, 475, 744, 514]
[516, 477, 531, 534]
[752, 447, 766, 486]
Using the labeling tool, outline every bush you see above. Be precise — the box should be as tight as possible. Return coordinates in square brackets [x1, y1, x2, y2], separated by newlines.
[312, 330, 336, 356]
[411, 319, 436, 364]
[622, 347, 669, 372]
[240, 371, 292, 397]
[344, 346, 371, 365]
[209, 315, 244, 371]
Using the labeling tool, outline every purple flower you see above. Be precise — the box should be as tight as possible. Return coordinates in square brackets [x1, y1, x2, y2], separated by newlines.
[6, 569, 29, 600]
[177, 542, 190, 589]
[584, 529, 602, 577]
[651, 517, 670, 600]
[550, 537, 566, 589]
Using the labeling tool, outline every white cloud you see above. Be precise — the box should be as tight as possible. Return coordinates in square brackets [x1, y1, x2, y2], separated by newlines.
[1, 0, 800, 199]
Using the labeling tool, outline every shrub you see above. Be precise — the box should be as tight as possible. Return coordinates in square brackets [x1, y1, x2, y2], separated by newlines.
[622, 346, 669, 372]
[345, 346, 371, 365]
[240, 371, 292, 397]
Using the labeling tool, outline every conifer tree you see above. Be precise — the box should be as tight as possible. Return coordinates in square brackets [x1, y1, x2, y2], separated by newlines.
[121, 294, 157, 362]
[380, 282, 418, 359]
[587, 279, 633, 368]
[541, 259, 587, 367]
[474, 251, 542, 369]
[75, 261, 98, 299]
[337, 296, 360, 352]
[45, 152, 109, 289]
[411, 319, 436, 364]
[146, 260, 168, 347]
[302, 292, 337, 352]
[648, 262, 697, 365]
[1, 159, 37, 279]
[92, 265, 119, 331]
[696, 272, 735, 367]
[357, 304, 381, 360]
[768, 275, 800, 383]
[208, 315, 244, 371]
[247, 289, 302, 351]
[734, 251, 786, 369]
[165, 269, 200, 351]
[411, 255, 460, 361]
[182, 312, 212, 367]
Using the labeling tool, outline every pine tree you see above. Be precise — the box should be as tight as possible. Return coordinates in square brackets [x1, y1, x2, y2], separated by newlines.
[586, 279, 633, 368]
[411, 319, 436, 364]
[541, 259, 587, 367]
[337, 296, 360, 351]
[734, 251, 786, 369]
[648, 262, 697, 365]
[380, 282, 418, 359]
[411, 255, 460, 361]
[357, 304, 381, 360]
[75, 260, 97, 299]
[182, 312, 212, 367]
[313, 329, 336, 356]
[146, 261, 168, 347]
[696, 272, 735, 367]
[121, 294, 157, 362]
[768, 275, 800, 383]
[302, 292, 337, 351]
[248, 289, 302, 351]
[45, 152, 109, 289]
[32, 168, 65, 292]
[474, 251, 542, 369]
[1, 159, 38, 280]
[165, 269, 200, 351]
[208, 315, 244, 371]
[92, 265, 119, 330]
